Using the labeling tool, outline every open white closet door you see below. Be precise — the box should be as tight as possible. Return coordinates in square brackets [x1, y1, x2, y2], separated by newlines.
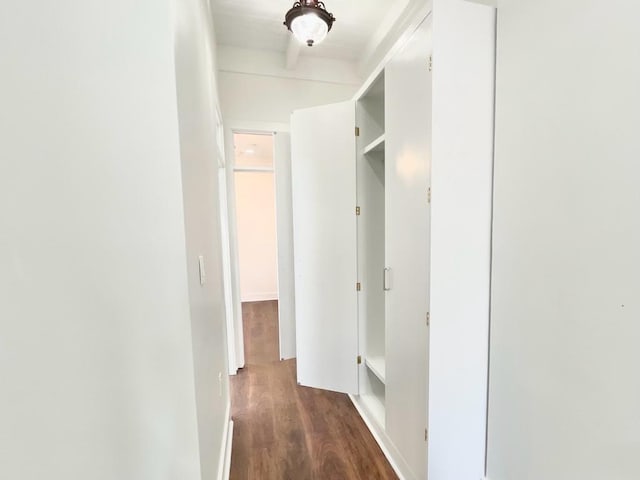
[291, 101, 358, 394]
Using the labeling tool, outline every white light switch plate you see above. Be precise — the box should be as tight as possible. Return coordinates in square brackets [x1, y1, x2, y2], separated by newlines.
[198, 255, 206, 285]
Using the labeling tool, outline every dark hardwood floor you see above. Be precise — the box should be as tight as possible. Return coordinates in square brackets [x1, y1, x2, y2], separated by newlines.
[230, 301, 398, 480]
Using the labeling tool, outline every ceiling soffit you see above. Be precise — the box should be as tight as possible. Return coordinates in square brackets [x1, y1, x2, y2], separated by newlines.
[210, 0, 423, 80]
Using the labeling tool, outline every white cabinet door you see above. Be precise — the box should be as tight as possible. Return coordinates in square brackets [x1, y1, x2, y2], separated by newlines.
[291, 101, 358, 394]
[385, 16, 433, 479]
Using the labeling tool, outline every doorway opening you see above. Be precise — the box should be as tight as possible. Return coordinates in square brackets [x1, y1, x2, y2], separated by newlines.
[233, 132, 280, 362]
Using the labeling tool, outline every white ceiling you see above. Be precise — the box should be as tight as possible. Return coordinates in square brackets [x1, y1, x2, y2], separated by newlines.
[210, 0, 410, 63]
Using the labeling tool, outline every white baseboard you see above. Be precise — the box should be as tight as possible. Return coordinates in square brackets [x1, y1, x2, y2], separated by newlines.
[240, 292, 278, 302]
[222, 420, 234, 480]
[348, 394, 415, 480]
[217, 401, 234, 480]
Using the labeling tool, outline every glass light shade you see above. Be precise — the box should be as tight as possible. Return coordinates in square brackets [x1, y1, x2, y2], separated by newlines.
[290, 13, 329, 46]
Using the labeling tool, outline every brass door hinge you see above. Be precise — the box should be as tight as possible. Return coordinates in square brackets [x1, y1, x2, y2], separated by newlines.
[426, 311, 430, 327]
[356, 282, 361, 291]
[356, 206, 361, 216]
[425, 428, 429, 442]
[357, 355, 362, 365]
[355, 126, 360, 137]
[428, 187, 432, 203]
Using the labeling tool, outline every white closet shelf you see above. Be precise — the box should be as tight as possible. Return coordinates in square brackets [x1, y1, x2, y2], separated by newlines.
[365, 355, 386, 384]
[360, 393, 385, 427]
[363, 134, 385, 155]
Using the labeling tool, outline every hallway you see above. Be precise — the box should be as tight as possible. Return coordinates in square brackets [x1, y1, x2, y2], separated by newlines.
[229, 301, 398, 480]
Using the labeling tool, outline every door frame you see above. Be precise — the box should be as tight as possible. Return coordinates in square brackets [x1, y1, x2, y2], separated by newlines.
[224, 120, 295, 368]
[214, 107, 239, 376]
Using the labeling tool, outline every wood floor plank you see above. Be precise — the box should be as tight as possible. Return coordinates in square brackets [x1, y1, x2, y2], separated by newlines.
[230, 301, 398, 480]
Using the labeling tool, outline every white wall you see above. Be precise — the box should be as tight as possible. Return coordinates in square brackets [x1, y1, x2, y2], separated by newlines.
[173, 0, 231, 478]
[0, 2, 202, 479]
[235, 171, 279, 302]
[218, 71, 357, 125]
[488, 1, 640, 479]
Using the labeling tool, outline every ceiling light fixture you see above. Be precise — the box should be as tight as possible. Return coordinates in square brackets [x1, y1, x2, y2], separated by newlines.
[284, 0, 336, 47]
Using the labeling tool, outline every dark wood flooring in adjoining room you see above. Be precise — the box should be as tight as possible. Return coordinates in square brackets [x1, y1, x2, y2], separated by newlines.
[230, 301, 398, 480]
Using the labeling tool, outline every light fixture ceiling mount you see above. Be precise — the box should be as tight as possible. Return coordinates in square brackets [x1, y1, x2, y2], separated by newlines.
[284, 0, 336, 47]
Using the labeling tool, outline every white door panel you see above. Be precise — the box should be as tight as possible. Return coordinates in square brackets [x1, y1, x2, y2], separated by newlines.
[385, 17, 433, 479]
[291, 101, 358, 394]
